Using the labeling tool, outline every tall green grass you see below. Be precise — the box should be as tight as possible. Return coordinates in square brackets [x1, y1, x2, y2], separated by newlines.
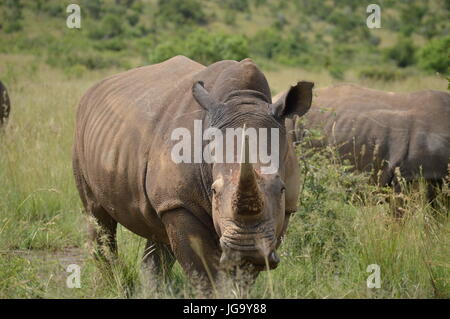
[0, 54, 448, 298]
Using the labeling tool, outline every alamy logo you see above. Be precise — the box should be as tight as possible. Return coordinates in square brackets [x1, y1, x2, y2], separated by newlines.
[366, 4, 381, 29]
[66, 264, 81, 288]
[366, 264, 381, 289]
[171, 120, 279, 174]
[66, 4, 81, 29]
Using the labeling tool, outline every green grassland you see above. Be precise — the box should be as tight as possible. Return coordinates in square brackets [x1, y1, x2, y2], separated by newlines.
[0, 0, 449, 298]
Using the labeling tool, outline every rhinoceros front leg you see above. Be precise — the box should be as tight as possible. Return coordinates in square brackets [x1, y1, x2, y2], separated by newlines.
[141, 240, 175, 283]
[161, 208, 221, 293]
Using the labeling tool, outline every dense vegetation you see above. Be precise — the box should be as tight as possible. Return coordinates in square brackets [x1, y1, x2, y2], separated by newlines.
[0, 0, 449, 298]
[1, 0, 449, 79]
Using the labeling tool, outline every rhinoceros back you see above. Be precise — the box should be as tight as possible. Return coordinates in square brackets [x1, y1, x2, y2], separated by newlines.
[73, 56, 205, 239]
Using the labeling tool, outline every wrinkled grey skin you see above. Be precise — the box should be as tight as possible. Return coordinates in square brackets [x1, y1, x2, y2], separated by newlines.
[280, 84, 450, 198]
[73, 56, 313, 290]
[0, 81, 11, 126]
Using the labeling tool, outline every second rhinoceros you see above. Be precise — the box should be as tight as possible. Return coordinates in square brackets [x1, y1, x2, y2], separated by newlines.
[283, 83, 450, 198]
[73, 56, 313, 290]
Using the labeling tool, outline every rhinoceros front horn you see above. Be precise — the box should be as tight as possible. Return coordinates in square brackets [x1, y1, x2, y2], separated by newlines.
[236, 127, 263, 216]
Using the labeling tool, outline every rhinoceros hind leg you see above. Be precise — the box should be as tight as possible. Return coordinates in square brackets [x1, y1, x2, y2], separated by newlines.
[87, 205, 118, 262]
[73, 155, 118, 261]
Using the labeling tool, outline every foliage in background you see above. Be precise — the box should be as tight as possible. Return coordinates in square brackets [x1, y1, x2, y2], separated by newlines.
[0, 0, 449, 77]
[385, 37, 416, 68]
[155, 0, 208, 27]
[0, 0, 24, 33]
[417, 36, 450, 74]
[150, 29, 249, 65]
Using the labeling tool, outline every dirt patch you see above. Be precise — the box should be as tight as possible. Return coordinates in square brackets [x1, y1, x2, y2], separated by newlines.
[6, 247, 87, 268]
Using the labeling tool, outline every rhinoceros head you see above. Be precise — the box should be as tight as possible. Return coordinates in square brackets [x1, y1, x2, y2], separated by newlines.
[193, 77, 313, 270]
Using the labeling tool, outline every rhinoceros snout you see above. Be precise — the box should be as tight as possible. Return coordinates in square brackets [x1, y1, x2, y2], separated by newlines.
[219, 246, 280, 270]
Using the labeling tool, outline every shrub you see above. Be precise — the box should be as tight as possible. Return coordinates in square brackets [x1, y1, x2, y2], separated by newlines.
[3, 21, 22, 33]
[88, 14, 124, 40]
[94, 38, 126, 52]
[250, 28, 282, 59]
[150, 29, 249, 65]
[326, 10, 359, 33]
[222, 0, 249, 12]
[82, 0, 102, 19]
[250, 28, 311, 66]
[328, 65, 345, 80]
[385, 37, 416, 68]
[156, 0, 208, 26]
[400, 4, 427, 26]
[417, 36, 450, 74]
[1, 0, 24, 33]
[150, 41, 183, 63]
[16, 34, 56, 54]
[398, 4, 428, 36]
[47, 39, 124, 70]
[126, 12, 140, 27]
[223, 10, 237, 26]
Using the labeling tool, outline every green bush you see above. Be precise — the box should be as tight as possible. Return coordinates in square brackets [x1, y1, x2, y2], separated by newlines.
[40, 1, 65, 17]
[1, 0, 24, 33]
[326, 10, 359, 33]
[82, 0, 102, 19]
[150, 41, 183, 63]
[3, 21, 22, 33]
[126, 12, 140, 27]
[16, 34, 56, 54]
[221, 0, 249, 11]
[385, 37, 416, 68]
[328, 65, 345, 80]
[223, 10, 237, 26]
[88, 14, 124, 40]
[250, 28, 281, 59]
[399, 4, 428, 36]
[156, 0, 208, 26]
[94, 38, 126, 52]
[150, 29, 249, 65]
[250, 28, 311, 66]
[47, 38, 124, 70]
[417, 36, 450, 74]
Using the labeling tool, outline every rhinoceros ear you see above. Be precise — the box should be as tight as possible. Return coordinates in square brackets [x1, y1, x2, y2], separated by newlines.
[270, 81, 314, 119]
[192, 81, 218, 111]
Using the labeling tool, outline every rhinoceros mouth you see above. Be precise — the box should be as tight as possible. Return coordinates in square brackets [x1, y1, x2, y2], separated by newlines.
[219, 218, 276, 252]
[220, 235, 275, 251]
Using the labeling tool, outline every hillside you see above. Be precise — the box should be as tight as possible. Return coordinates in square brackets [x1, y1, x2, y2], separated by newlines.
[1, 0, 449, 92]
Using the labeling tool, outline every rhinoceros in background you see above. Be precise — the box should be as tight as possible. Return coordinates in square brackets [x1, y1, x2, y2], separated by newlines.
[282, 83, 450, 199]
[0, 80, 11, 126]
[73, 56, 313, 290]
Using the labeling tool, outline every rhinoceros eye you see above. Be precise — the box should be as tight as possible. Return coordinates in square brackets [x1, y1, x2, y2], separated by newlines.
[281, 186, 286, 194]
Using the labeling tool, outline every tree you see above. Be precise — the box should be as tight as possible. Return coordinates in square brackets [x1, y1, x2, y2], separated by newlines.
[417, 36, 450, 73]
